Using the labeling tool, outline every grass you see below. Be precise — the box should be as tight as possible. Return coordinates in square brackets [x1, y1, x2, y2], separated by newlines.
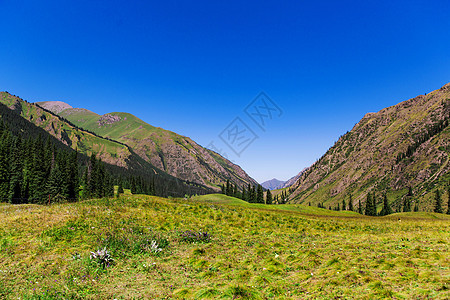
[0, 194, 448, 299]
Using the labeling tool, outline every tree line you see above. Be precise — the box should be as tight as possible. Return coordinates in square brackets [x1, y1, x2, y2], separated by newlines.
[317, 187, 450, 216]
[221, 179, 292, 205]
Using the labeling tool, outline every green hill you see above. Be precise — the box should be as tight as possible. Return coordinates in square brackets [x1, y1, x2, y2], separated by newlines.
[289, 83, 450, 212]
[38, 101, 258, 191]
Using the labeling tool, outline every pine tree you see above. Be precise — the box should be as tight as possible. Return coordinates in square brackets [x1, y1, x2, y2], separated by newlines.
[46, 163, 64, 201]
[348, 194, 353, 211]
[434, 189, 443, 213]
[241, 185, 246, 201]
[380, 194, 392, 216]
[233, 184, 238, 198]
[117, 179, 124, 195]
[0, 129, 11, 201]
[221, 184, 225, 194]
[447, 185, 450, 215]
[256, 185, 264, 203]
[251, 185, 257, 203]
[226, 179, 231, 196]
[358, 199, 363, 214]
[266, 189, 272, 205]
[342, 198, 346, 211]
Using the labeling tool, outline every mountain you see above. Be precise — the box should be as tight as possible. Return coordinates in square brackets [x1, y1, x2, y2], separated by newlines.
[289, 83, 450, 211]
[281, 168, 307, 188]
[36, 101, 258, 191]
[261, 178, 285, 190]
[0, 92, 212, 196]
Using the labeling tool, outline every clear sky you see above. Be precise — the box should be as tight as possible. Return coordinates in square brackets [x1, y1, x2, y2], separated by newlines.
[1, 0, 450, 183]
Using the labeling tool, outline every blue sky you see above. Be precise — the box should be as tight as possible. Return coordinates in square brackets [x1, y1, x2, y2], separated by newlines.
[1, 0, 450, 183]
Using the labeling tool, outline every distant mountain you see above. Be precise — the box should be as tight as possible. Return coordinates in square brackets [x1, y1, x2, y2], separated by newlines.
[36, 101, 258, 191]
[261, 178, 285, 190]
[289, 83, 450, 212]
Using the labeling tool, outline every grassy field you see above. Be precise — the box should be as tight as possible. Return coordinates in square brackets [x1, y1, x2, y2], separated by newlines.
[0, 194, 449, 299]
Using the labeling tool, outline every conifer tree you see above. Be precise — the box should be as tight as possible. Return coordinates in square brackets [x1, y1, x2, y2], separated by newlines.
[358, 199, 363, 214]
[342, 198, 346, 211]
[241, 185, 246, 201]
[256, 185, 264, 203]
[117, 179, 124, 195]
[447, 185, 450, 215]
[380, 194, 392, 216]
[348, 194, 353, 211]
[0, 130, 11, 201]
[434, 189, 443, 213]
[251, 185, 257, 203]
[266, 189, 272, 205]
[226, 179, 231, 196]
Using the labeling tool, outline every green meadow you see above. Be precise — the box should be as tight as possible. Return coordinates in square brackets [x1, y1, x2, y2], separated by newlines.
[0, 194, 448, 299]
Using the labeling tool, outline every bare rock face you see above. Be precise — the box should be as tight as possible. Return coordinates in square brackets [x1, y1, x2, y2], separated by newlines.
[36, 101, 73, 114]
[97, 114, 122, 126]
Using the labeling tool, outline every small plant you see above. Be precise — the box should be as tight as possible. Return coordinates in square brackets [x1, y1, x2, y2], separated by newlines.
[150, 240, 162, 254]
[71, 252, 81, 260]
[90, 247, 113, 268]
[180, 230, 211, 243]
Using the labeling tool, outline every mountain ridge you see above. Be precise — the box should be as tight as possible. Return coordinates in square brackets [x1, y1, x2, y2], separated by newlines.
[36, 100, 258, 190]
[288, 83, 450, 211]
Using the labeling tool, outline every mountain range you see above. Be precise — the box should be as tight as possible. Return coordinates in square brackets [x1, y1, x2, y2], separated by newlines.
[1, 82, 449, 210]
[288, 83, 450, 211]
[36, 101, 258, 191]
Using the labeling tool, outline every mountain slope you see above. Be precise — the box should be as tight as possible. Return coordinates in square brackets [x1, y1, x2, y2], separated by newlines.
[282, 168, 307, 189]
[261, 178, 285, 190]
[0, 92, 213, 196]
[289, 83, 450, 211]
[40, 103, 258, 190]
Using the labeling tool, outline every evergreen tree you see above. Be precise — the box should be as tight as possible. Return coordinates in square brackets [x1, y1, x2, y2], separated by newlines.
[0, 129, 11, 201]
[342, 198, 346, 211]
[256, 185, 264, 203]
[233, 184, 238, 198]
[9, 136, 24, 203]
[434, 189, 443, 213]
[117, 179, 124, 195]
[241, 185, 246, 201]
[46, 163, 64, 201]
[380, 194, 392, 216]
[358, 199, 363, 214]
[225, 179, 231, 196]
[414, 203, 419, 212]
[266, 189, 272, 205]
[447, 185, 450, 215]
[348, 194, 353, 211]
[221, 184, 225, 194]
